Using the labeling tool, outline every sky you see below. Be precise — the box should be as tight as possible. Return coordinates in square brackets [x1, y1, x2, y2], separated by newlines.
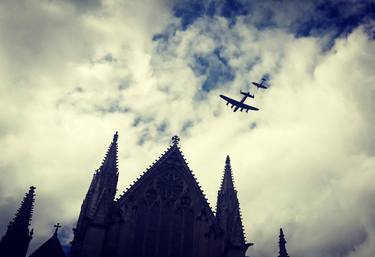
[0, 0, 375, 256]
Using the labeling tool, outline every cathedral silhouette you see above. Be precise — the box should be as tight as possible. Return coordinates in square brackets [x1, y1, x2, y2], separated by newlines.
[0, 133, 291, 257]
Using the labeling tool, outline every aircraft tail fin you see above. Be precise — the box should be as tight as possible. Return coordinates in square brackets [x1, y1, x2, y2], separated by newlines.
[240, 91, 254, 98]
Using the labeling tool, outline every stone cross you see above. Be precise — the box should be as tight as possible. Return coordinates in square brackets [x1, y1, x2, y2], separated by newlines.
[171, 135, 180, 146]
[54, 223, 62, 234]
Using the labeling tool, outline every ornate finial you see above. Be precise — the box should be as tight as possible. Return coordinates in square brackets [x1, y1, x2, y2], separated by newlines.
[171, 135, 180, 146]
[54, 223, 62, 234]
[113, 131, 119, 142]
[225, 155, 231, 164]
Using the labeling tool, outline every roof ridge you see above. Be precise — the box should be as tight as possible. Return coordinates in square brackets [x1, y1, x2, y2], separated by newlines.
[116, 143, 175, 201]
[116, 137, 215, 220]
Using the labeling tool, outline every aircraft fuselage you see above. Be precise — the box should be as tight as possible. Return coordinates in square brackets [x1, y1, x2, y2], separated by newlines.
[233, 95, 248, 112]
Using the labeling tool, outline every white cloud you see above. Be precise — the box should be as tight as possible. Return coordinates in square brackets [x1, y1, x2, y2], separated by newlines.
[0, 1, 374, 257]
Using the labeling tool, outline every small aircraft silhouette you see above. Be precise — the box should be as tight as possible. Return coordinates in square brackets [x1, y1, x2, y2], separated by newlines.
[220, 91, 259, 112]
[252, 78, 268, 89]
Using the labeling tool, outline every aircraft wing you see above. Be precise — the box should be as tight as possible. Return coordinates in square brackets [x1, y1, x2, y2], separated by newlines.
[220, 95, 241, 105]
[236, 101, 259, 111]
[220, 95, 259, 111]
[252, 82, 267, 89]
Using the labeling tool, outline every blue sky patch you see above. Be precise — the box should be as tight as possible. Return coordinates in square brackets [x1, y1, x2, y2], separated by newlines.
[167, 0, 375, 40]
[190, 48, 235, 93]
[293, 1, 375, 38]
[171, 0, 248, 29]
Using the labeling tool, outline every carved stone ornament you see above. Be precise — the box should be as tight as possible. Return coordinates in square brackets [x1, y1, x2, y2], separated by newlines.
[156, 171, 184, 201]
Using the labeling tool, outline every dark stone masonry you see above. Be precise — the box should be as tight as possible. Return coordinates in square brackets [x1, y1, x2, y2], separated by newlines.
[0, 133, 291, 257]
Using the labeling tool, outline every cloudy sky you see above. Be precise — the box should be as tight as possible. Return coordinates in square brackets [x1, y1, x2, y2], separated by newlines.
[0, 0, 375, 256]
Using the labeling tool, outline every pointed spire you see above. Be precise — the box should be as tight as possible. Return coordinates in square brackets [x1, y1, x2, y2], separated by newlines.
[113, 130, 119, 142]
[278, 228, 290, 257]
[219, 155, 235, 194]
[216, 156, 247, 249]
[9, 186, 36, 233]
[99, 131, 119, 175]
[71, 133, 120, 257]
[0, 186, 36, 257]
[86, 132, 119, 199]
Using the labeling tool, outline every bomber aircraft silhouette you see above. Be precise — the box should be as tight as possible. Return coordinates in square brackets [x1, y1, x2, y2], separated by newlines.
[252, 77, 269, 89]
[220, 91, 259, 112]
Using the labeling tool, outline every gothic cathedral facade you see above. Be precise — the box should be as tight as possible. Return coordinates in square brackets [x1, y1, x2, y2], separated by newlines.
[70, 133, 252, 257]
